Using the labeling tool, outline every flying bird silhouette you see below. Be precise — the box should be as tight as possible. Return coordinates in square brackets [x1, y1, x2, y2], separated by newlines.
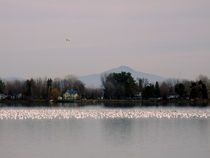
[65, 38, 70, 42]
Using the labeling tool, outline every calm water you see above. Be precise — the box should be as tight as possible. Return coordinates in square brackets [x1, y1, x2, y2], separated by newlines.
[0, 105, 210, 158]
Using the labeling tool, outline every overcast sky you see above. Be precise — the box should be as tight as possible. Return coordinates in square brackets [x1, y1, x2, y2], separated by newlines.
[1, 0, 210, 79]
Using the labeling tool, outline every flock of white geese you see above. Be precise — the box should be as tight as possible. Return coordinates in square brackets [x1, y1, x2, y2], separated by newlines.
[0, 108, 210, 120]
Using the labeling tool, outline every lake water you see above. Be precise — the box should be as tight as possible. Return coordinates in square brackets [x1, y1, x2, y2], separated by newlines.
[0, 105, 210, 158]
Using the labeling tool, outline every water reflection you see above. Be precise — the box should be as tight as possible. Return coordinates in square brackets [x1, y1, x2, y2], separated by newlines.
[101, 119, 133, 145]
[0, 106, 210, 158]
[0, 118, 210, 158]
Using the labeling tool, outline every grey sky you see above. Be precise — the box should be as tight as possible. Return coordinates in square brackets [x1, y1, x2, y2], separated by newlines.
[1, 0, 210, 79]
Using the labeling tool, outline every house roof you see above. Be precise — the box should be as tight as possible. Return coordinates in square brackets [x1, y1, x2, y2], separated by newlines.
[66, 89, 77, 95]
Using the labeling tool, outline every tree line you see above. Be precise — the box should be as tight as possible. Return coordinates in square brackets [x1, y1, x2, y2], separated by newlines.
[0, 73, 209, 100]
[102, 73, 209, 100]
[0, 76, 103, 100]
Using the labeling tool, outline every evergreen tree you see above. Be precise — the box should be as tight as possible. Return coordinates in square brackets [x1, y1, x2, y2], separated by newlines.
[142, 84, 155, 99]
[190, 81, 208, 99]
[25, 79, 35, 99]
[201, 82, 208, 99]
[102, 72, 138, 99]
[0, 79, 5, 94]
[154, 82, 160, 98]
[47, 78, 52, 99]
[175, 83, 186, 98]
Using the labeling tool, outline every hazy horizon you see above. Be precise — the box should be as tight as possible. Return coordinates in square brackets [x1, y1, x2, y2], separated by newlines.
[1, 0, 210, 80]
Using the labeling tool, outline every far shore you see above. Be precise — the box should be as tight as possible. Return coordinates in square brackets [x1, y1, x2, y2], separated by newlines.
[0, 98, 210, 107]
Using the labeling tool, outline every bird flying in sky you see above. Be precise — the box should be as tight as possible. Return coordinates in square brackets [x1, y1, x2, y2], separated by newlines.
[65, 38, 70, 42]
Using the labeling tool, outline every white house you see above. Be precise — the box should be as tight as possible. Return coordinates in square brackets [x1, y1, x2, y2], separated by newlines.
[63, 90, 79, 100]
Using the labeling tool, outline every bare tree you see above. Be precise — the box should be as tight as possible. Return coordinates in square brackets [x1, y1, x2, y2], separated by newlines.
[160, 82, 170, 99]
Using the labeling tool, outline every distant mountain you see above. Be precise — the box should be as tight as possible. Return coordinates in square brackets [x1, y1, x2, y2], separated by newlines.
[2, 77, 26, 81]
[79, 66, 165, 88]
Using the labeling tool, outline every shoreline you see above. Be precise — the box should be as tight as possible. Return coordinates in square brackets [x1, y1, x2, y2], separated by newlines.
[0, 98, 210, 107]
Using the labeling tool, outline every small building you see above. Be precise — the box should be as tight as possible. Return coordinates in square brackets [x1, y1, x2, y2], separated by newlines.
[57, 96, 63, 100]
[136, 92, 142, 97]
[167, 95, 179, 99]
[7, 93, 22, 100]
[17, 93, 22, 99]
[134, 92, 142, 99]
[0, 94, 7, 100]
[63, 90, 79, 100]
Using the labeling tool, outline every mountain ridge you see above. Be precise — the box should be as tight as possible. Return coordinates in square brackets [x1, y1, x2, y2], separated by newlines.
[79, 66, 165, 88]
[1, 66, 166, 88]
